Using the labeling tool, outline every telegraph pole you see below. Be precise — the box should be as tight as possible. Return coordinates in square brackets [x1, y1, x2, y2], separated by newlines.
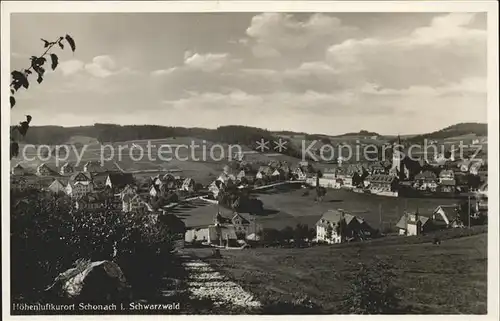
[468, 194, 471, 228]
[379, 203, 382, 228]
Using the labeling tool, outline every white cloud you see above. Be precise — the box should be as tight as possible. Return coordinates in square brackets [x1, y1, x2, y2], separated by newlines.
[84, 55, 124, 78]
[245, 13, 357, 58]
[162, 89, 367, 115]
[326, 13, 486, 89]
[150, 68, 176, 77]
[184, 52, 239, 72]
[359, 77, 486, 98]
[152, 51, 241, 76]
[408, 13, 486, 46]
[58, 59, 85, 76]
[162, 89, 264, 110]
[58, 55, 132, 79]
[284, 61, 339, 78]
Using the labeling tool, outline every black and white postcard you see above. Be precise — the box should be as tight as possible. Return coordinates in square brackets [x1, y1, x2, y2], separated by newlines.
[2, 1, 499, 319]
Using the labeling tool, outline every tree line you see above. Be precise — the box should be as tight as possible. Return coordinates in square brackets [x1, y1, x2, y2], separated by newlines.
[17, 123, 308, 159]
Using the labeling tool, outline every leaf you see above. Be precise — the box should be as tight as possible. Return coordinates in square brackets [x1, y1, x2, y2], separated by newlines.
[65, 34, 76, 52]
[10, 88, 14, 95]
[11, 71, 29, 89]
[10, 96, 16, 108]
[11, 142, 19, 159]
[35, 66, 46, 78]
[18, 121, 30, 136]
[41, 38, 50, 48]
[58, 42, 64, 50]
[37, 75, 44, 84]
[50, 53, 59, 70]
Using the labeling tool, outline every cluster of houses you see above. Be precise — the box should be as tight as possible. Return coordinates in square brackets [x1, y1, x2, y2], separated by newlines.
[207, 160, 316, 199]
[184, 205, 256, 247]
[10, 161, 198, 220]
[314, 200, 481, 244]
[303, 155, 487, 198]
[11, 151, 488, 249]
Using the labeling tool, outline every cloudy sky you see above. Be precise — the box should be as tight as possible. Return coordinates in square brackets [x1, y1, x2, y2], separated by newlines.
[10, 12, 487, 135]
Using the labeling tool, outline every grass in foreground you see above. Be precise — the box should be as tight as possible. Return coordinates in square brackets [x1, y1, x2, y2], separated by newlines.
[187, 229, 487, 314]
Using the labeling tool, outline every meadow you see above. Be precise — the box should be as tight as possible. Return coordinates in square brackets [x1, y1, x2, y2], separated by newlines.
[252, 187, 460, 231]
[188, 230, 487, 314]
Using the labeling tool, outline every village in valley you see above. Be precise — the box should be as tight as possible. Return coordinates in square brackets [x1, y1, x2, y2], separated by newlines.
[11, 132, 488, 249]
[7, 9, 493, 316]
[10, 127, 490, 313]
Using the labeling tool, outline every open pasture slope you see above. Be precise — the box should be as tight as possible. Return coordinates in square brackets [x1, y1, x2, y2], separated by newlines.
[191, 230, 487, 314]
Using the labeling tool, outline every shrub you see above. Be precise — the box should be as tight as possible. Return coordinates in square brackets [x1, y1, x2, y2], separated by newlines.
[11, 188, 174, 303]
[340, 259, 401, 314]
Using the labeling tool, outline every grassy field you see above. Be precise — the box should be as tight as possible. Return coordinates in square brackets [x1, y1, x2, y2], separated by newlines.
[188, 229, 487, 314]
[169, 182, 463, 231]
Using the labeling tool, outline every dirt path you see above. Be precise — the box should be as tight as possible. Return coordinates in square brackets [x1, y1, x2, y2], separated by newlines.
[178, 252, 261, 310]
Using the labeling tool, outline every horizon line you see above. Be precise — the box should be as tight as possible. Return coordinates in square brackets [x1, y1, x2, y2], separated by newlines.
[13, 121, 488, 138]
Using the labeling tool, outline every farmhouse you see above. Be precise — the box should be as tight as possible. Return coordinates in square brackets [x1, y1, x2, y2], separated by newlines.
[366, 174, 398, 193]
[37, 163, 57, 176]
[70, 171, 93, 183]
[181, 177, 195, 192]
[319, 177, 342, 189]
[11, 164, 25, 176]
[438, 169, 454, 182]
[151, 173, 177, 190]
[235, 170, 254, 185]
[163, 177, 178, 190]
[230, 212, 251, 234]
[149, 184, 161, 198]
[66, 181, 95, 199]
[83, 161, 104, 173]
[74, 193, 119, 211]
[478, 182, 488, 199]
[396, 212, 428, 236]
[106, 173, 135, 190]
[59, 162, 74, 175]
[271, 168, 285, 181]
[122, 193, 153, 213]
[208, 180, 223, 199]
[316, 209, 374, 244]
[372, 162, 388, 175]
[298, 161, 310, 168]
[90, 173, 109, 189]
[439, 179, 456, 193]
[185, 225, 238, 246]
[322, 168, 337, 180]
[218, 171, 237, 184]
[256, 166, 273, 180]
[48, 179, 66, 195]
[293, 167, 307, 181]
[414, 170, 438, 191]
[336, 172, 353, 188]
[469, 161, 483, 175]
[432, 205, 456, 227]
[458, 160, 471, 172]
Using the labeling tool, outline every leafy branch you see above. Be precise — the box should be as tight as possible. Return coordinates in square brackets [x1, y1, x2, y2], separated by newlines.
[10, 34, 76, 159]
